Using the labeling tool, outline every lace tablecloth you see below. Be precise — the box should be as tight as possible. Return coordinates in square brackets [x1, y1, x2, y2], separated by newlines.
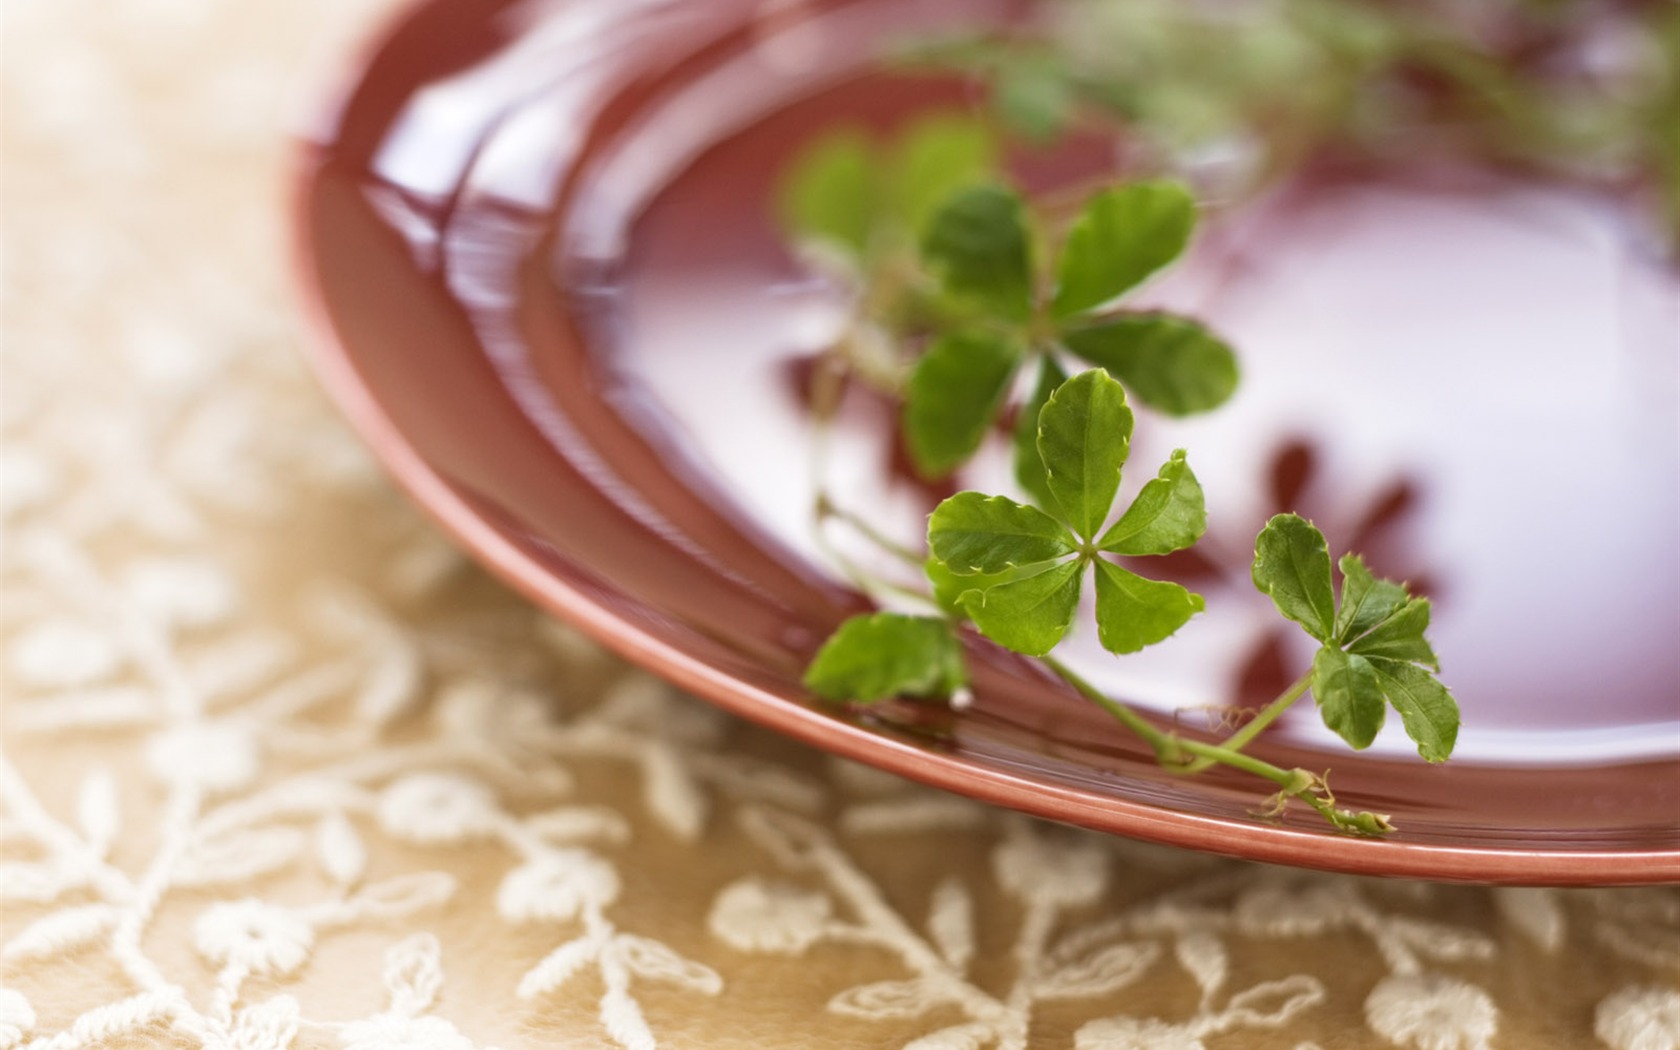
[2, 2, 1678, 1048]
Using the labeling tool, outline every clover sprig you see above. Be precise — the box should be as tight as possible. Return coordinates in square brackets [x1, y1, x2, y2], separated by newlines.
[927, 369, 1204, 657]
[1253, 514, 1458, 763]
[779, 119, 1238, 486]
[909, 180, 1239, 482]
[786, 131, 1460, 834]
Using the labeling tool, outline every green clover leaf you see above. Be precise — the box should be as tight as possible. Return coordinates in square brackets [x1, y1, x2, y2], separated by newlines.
[1252, 513, 1337, 643]
[1092, 559, 1206, 655]
[1060, 313, 1239, 417]
[776, 128, 875, 260]
[993, 54, 1077, 143]
[1252, 514, 1460, 761]
[1346, 598, 1439, 669]
[891, 115, 999, 233]
[903, 331, 1023, 479]
[1311, 647, 1385, 750]
[1052, 181, 1197, 318]
[959, 560, 1085, 656]
[803, 613, 967, 703]
[1367, 659, 1459, 763]
[778, 115, 997, 265]
[929, 369, 1206, 657]
[1037, 368, 1134, 540]
[927, 492, 1076, 573]
[1048, 185, 1238, 417]
[1098, 448, 1206, 555]
[902, 175, 1237, 486]
[921, 184, 1036, 323]
[1332, 553, 1409, 642]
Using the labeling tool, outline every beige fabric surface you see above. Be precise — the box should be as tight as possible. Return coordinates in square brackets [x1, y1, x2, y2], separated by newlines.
[2, 1, 1678, 1048]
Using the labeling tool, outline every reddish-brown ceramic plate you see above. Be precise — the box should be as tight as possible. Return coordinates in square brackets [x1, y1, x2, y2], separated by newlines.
[293, 0, 1680, 883]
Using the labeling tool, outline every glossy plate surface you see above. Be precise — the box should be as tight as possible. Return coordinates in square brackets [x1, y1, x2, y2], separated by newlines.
[293, 0, 1680, 883]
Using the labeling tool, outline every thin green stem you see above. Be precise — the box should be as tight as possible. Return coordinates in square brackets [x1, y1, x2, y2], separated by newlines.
[1039, 655, 1180, 761]
[1039, 655, 1379, 832]
[1168, 739, 1346, 828]
[818, 495, 927, 569]
[811, 522, 940, 614]
[811, 492, 946, 614]
[1171, 738, 1293, 784]
[863, 577, 944, 612]
[1179, 671, 1313, 774]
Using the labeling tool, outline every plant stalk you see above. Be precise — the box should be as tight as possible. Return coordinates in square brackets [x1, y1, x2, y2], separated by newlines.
[1039, 655, 1375, 832]
[1178, 671, 1313, 774]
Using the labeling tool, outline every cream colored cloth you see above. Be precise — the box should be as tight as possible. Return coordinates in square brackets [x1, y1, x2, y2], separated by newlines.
[2, 2, 1678, 1048]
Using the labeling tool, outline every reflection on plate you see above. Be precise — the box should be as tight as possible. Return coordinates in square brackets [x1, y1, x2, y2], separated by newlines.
[293, 0, 1680, 882]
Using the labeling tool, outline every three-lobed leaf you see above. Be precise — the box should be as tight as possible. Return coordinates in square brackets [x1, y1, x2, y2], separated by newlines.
[1346, 599, 1438, 669]
[1311, 647, 1386, 749]
[1061, 313, 1239, 416]
[1092, 560, 1204, 654]
[928, 493, 1074, 574]
[926, 558, 1046, 617]
[1259, 516, 1460, 763]
[931, 369, 1205, 661]
[1098, 448, 1205, 555]
[907, 172, 1231, 483]
[1333, 554, 1409, 643]
[1252, 514, 1338, 643]
[903, 332, 1022, 479]
[958, 560, 1083, 657]
[1037, 369, 1133, 540]
[1367, 658, 1458, 763]
[1053, 182, 1197, 319]
[804, 613, 967, 702]
[921, 185, 1035, 322]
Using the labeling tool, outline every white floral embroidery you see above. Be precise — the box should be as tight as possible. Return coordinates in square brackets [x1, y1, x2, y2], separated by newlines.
[708, 877, 834, 954]
[147, 722, 261, 793]
[1365, 973, 1498, 1050]
[2, 903, 119, 962]
[1592, 890, 1680, 970]
[0, 449, 57, 518]
[715, 806, 1348, 1049]
[1493, 887, 1566, 952]
[120, 557, 239, 631]
[336, 935, 478, 1050]
[992, 820, 1109, 908]
[376, 774, 499, 845]
[194, 900, 315, 977]
[719, 808, 1157, 1049]
[7, 618, 121, 688]
[1233, 882, 1348, 937]
[1596, 986, 1680, 1050]
[218, 995, 301, 1050]
[0, 990, 35, 1050]
[339, 1015, 474, 1050]
[315, 812, 367, 887]
[497, 851, 621, 923]
[1075, 1016, 1204, 1050]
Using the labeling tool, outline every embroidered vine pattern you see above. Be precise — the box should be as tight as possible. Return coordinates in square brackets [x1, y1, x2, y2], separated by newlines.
[0, 521, 759, 1049]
